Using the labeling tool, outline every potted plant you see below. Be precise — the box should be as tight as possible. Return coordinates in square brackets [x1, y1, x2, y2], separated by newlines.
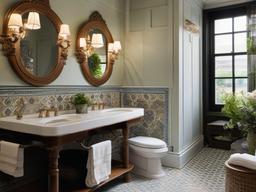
[72, 93, 91, 114]
[222, 91, 256, 154]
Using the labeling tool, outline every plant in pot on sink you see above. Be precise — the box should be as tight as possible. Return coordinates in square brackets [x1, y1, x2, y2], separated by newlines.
[222, 91, 256, 155]
[72, 93, 91, 114]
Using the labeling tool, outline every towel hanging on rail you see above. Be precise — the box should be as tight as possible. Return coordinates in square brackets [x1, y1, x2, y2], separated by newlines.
[85, 140, 112, 188]
[0, 141, 24, 177]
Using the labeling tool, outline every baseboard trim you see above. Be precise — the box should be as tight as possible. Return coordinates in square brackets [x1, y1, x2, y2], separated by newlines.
[162, 135, 204, 169]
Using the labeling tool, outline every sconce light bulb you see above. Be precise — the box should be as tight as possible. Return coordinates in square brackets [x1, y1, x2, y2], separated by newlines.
[80, 38, 86, 48]
[113, 41, 121, 52]
[59, 24, 70, 40]
[91, 33, 104, 48]
[108, 43, 114, 52]
[8, 13, 23, 32]
[26, 12, 41, 30]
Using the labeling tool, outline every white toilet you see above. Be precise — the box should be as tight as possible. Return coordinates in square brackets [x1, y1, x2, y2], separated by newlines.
[128, 136, 168, 179]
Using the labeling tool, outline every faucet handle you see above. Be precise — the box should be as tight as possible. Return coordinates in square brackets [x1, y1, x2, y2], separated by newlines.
[91, 102, 97, 111]
[98, 102, 105, 110]
[38, 107, 47, 118]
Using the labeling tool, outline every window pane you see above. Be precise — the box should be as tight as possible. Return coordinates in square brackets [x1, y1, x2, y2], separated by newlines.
[215, 56, 232, 77]
[234, 16, 247, 32]
[100, 64, 106, 72]
[235, 55, 248, 77]
[215, 18, 232, 34]
[215, 34, 232, 54]
[215, 79, 232, 104]
[234, 33, 247, 52]
[99, 55, 106, 63]
[235, 78, 248, 94]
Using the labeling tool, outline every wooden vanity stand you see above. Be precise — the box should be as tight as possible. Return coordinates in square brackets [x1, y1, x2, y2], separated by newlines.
[0, 119, 140, 192]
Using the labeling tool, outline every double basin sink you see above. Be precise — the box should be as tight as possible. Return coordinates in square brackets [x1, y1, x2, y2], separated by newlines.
[0, 108, 144, 136]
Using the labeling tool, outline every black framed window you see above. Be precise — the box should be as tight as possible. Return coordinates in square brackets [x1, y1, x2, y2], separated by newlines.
[213, 15, 248, 104]
[204, 4, 249, 111]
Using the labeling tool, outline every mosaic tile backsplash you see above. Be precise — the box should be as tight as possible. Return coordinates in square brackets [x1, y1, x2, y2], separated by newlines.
[0, 86, 168, 141]
[123, 91, 168, 141]
[0, 91, 120, 117]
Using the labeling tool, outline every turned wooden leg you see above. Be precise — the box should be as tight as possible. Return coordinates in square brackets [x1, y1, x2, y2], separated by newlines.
[122, 124, 131, 182]
[48, 147, 59, 192]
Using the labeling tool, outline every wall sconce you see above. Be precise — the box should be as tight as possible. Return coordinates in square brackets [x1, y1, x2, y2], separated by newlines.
[7, 12, 41, 41]
[78, 35, 121, 62]
[78, 33, 104, 58]
[57, 24, 71, 62]
[0, 12, 40, 55]
[7, 13, 24, 42]
[8, 13, 23, 33]
[79, 36, 91, 58]
[91, 33, 104, 48]
[0, 12, 71, 60]
[26, 12, 41, 30]
[184, 19, 199, 34]
[0, 13, 24, 56]
[108, 41, 122, 60]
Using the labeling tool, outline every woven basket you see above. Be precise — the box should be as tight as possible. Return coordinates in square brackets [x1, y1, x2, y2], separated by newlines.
[225, 161, 256, 192]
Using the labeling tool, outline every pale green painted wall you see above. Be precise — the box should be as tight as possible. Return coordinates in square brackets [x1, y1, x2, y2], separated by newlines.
[0, 0, 125, 86]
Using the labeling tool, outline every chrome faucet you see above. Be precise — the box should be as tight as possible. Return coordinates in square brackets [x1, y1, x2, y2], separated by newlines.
[14, 98, 26, 120]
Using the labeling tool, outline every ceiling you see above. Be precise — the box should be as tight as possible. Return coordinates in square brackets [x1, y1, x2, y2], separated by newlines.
[203, 0, 252, 9]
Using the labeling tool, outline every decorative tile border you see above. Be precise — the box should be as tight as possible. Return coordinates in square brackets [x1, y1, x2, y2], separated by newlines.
[0, 86, 169, 141]
[0, 86, 122, 96]
[121, 87, 169, 142]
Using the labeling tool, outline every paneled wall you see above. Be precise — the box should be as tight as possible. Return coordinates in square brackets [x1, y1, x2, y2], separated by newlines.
[164, 0, 203, 168]
[123, 0, 172, 87]
[182, 0, 202, 149]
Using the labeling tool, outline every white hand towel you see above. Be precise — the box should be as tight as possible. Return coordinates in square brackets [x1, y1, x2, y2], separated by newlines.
[228, 153, 256, 170]
[86, 140, 111, 188]
[0, 141, 24, 177]
[0, 141, 19, 159]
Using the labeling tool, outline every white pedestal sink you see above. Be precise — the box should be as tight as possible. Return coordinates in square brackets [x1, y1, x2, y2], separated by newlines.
[0, 108, 144, 136]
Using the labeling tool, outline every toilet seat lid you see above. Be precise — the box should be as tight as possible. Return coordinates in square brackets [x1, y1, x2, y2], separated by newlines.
[128, 136, 167, 149]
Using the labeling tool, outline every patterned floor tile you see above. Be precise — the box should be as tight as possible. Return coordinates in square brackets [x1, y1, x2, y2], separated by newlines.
[103, 147, 231, 192]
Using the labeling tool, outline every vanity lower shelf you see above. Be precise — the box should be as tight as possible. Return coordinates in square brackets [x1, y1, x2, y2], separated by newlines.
[72, 162, 134, 192]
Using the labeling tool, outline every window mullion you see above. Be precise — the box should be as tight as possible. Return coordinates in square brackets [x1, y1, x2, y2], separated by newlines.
[232, 17, 235, 94]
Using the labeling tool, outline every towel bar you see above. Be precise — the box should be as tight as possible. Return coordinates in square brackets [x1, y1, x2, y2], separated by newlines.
[80, 142, 91, 151]
[0, 140, 44, 149]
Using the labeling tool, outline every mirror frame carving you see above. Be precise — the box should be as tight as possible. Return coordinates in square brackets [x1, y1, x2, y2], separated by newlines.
[76, 11, 114, 87]
[2, 0, 69, 86]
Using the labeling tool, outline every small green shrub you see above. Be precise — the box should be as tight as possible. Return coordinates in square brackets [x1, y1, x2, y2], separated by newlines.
[88, 53, 103, 78]
[247, 36, 256, 55]
[222, 92, 256, 133]
[72, 93, 91, 105]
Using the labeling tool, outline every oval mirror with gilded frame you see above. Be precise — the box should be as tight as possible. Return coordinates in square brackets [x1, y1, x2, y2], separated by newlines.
[1, 0, 69, 86]
[76, 11, 114, 86]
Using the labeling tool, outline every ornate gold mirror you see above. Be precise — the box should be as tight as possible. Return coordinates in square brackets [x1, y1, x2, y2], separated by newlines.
[0, 0, 71, 86]
[76, 11, 121, 86]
